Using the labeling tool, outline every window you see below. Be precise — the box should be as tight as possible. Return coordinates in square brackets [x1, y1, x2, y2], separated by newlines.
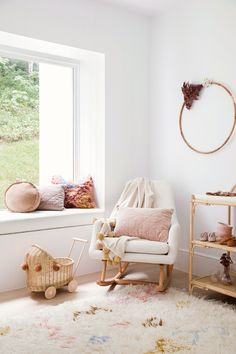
[0, 56, 76, 208]
[39, 62, 76, 184]
[0, 57, 39, 208]
[0, 31, 105, 210]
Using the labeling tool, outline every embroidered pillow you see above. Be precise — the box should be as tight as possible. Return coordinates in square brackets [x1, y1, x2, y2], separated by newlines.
[52, 175, 96, 209]
[114, 207, 173, 242]
[37, 185, 65, 211]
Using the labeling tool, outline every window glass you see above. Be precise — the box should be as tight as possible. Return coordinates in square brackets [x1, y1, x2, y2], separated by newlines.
[0, 57, 39, 209]
[0, 57, 75, 209]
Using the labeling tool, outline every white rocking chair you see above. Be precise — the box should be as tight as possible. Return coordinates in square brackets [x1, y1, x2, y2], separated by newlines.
[89, 180, 180, 291]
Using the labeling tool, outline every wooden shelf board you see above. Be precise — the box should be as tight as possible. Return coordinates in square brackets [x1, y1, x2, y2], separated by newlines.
[193, 199, 236, 207]
[192, 240, 236, 253]
[191, 272, 236, 298]
[193, 195, 236, 207]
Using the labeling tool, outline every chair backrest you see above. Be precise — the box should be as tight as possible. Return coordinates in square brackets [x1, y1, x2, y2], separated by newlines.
[151, 180, 176, 209]
[151, 180, 178, 226]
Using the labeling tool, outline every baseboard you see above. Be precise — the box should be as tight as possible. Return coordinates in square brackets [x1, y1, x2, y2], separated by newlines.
[175, 248, 236, 276]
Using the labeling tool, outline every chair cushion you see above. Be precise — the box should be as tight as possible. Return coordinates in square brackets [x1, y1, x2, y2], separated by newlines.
[125, 239, 169, 255]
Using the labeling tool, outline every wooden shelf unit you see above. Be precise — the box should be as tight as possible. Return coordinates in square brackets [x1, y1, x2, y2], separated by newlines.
[192, 272, 236, 298]
[189, 193, 236, 298]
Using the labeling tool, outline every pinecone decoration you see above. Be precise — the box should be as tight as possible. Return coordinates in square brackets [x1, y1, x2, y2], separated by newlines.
[182, 82, 203, 109]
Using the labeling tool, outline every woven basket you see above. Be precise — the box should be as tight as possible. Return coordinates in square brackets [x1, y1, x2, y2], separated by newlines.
[25, 245, 74, 292]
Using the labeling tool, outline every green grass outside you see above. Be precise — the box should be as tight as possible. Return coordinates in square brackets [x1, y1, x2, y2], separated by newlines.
[0, 139, 39, 209]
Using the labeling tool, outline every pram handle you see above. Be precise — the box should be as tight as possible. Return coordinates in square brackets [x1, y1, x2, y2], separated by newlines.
[68, 237, 88, 276]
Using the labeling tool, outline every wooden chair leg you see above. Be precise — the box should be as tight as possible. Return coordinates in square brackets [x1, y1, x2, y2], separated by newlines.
[167, 264, 174, 278]
[97, 261, 174, 291]
[157, 264, 173, 292]
[101, 260, 107, 281]
[97, 261, 130, 286]
[97, 260, 113, 286]
[157, 264, 165, 291]
[114, 262, 129, 281]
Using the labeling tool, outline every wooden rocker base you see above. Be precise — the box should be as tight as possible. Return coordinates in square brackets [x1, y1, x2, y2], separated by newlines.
[97, 260, 173, 292]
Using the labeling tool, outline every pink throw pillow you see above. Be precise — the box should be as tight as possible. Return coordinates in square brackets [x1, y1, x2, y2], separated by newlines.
[114, 207, 173, 242]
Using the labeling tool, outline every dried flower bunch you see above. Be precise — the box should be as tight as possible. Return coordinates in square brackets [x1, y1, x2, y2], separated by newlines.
[181, 82, 203, 109]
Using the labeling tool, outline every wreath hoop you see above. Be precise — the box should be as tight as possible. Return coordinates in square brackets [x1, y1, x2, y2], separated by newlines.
[179, 81, 236, 154]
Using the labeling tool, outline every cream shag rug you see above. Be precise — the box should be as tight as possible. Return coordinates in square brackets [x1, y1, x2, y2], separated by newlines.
[0, 285, 235, 354]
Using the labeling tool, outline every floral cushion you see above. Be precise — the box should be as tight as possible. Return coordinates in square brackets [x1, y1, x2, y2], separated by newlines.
[52, 175, 96, 209]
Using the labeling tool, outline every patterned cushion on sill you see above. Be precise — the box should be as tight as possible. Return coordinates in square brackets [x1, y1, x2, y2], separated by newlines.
[37, 185, 65, 211]
[52, 175, 96, 209]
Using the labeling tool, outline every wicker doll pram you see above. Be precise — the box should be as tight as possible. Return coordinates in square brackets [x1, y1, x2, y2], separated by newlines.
[21, 238, 87, 299]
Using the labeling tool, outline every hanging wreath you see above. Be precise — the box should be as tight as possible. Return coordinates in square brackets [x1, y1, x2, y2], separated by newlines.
[179, 79, 236, 154]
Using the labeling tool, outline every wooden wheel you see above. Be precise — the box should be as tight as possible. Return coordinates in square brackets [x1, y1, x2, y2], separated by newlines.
[68, 279, 78, 293]
[45, 286, 56, 299]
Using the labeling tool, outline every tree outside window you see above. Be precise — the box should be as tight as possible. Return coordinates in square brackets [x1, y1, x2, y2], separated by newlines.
[0, 57, 39, 208]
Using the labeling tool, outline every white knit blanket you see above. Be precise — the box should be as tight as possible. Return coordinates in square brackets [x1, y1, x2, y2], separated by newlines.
[110, 177, 155, 219]
[102, 177, 155, 261]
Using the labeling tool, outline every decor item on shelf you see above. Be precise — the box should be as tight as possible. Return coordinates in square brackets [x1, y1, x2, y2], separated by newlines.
[179, 79, 236, 154]
[226, 238, 236, 247]
[210, 270, 221, 283]
[216, 222, 233, 241]
[4, 181, 40, 213]
[21, 238, 87, 299]
[206, 191, 236, 197]
[219, 236, 234, 245]
[208, 232, 216, 242]
[200, 232, 208, 241]
[200, 232, 216, 242]
[220, 253, 233, 285]
[37, 185, 65, 211]
[52, 175, 96, 208]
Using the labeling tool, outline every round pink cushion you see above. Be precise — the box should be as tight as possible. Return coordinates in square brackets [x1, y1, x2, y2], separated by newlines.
[4, 182, 40, 213]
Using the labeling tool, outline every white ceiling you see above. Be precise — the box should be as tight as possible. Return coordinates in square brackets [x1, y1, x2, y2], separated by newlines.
[100, 0, 174, 15]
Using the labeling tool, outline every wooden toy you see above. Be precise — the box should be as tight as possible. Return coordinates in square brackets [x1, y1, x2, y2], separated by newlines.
[21, 238, 87, 299]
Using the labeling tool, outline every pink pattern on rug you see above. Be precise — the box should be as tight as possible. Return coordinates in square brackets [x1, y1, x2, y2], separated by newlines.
[112, 321, 131, 328]
[127, 284, 159, 302]
[35, 318, 76, 348]
[114, 284, 164, 304]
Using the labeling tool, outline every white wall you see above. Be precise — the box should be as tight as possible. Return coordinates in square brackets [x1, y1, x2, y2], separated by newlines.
[0, 0, 150, 291]
[150, 0, 236, 274]
[0, 0, 150, 214]
[0, 225, 93, 292]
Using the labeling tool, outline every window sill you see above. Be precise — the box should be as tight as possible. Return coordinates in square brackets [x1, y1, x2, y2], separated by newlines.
[0, 208, 104, 235]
